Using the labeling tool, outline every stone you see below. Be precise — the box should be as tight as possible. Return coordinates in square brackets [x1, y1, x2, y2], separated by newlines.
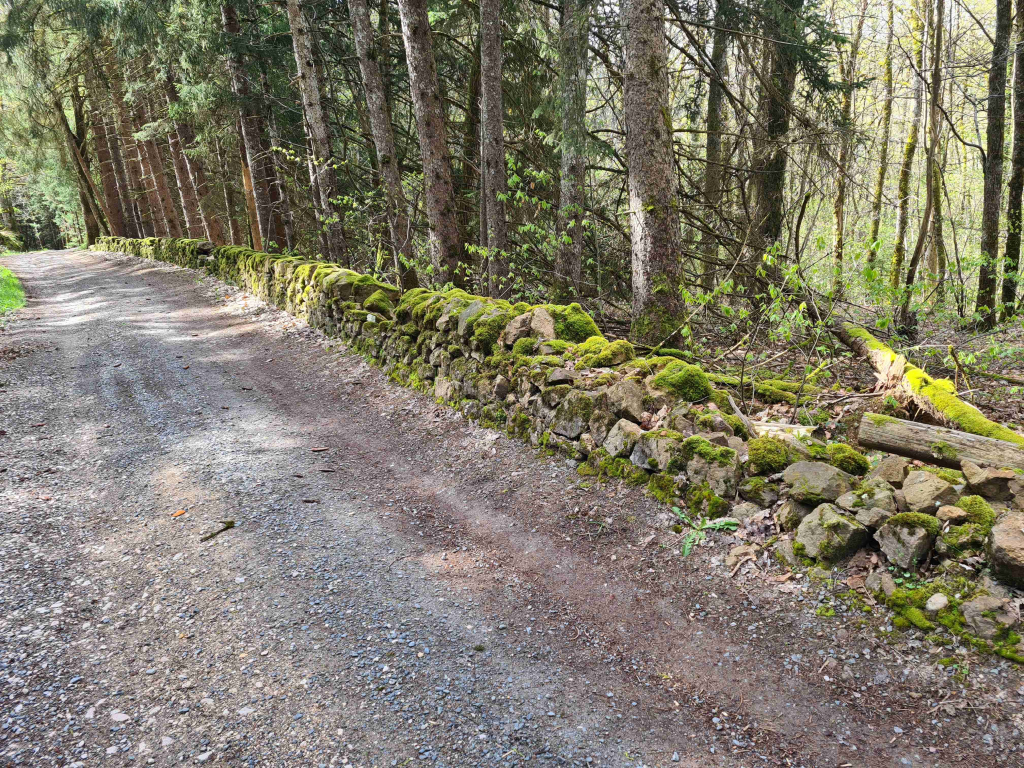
[702, 431, 731, 447]
[456, 301, 486, 336]
[529, 307, 556, 339]
[730, 502, 763, 523]
[836, 478, 897, 516]
[687, 455, 739, 498]
[738, 477, 779, 507]
[546, 368, 577, 386]
[783, 462, 853, 504]
[698, 414, 733, 436]
[988, 512, 1024, 588]
[579, 433, 596, 455]
[434, 377, 461, 402]
[961, 460, 1017, 501]
[795, 504, 870, 561]
[776, 499, 814, 531]
[604, 379, 645, 423]
[603, 419, 643, 459]
[502, 312, 533, 347]
[665, 404, 694, 435]
[854, 507, 892, 530]
[936, 504, 969, 525]
[773, 539, 803, 568]
[902, 471, 959, 514]
[961, 595, 1016, 641]
[865, 570, 897, 598]
[630, 431, 684, 472]
[726, 543, 760, 570]
[493, 375, 510, 401]
[874, 519, 936, 570]
[550, 390, 594, 439]
[868, 455, 909, 488]
[923, 593, 949, 617]
[588, 410, 618, 447]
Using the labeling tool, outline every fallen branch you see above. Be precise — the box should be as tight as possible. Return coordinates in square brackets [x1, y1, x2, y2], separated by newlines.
[835, 324, 1024, 447]
[858, 413, 1024, 471]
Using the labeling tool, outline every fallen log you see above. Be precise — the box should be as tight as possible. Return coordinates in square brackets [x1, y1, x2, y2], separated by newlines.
[837, 324, 1024, 447]
[858, 413, 1024, 472]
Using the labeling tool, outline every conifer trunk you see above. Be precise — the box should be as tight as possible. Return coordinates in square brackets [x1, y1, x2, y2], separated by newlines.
[868, 0, 895, 265]
[480, 0, 510, 296]
[700, 0, 729, 289]
[1003, 7, 1024, 318]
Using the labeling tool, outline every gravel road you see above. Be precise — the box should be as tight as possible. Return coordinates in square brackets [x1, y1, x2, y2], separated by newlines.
[2, 249, 1023, 768]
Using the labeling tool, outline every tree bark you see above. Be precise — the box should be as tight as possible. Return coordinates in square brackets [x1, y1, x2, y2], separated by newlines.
[216, 137, 244, 246]
[286, 0, 348, 261]
[858, 414, 1024, 470]
[163, 73, 226, 244]
[89, 95, 128, 237]
[236, 126, 263, 250]
[396, 0, 466, 286]
[926, 0, 947, 293]
[976, 0, 1012, 327]
[1003, 7, 1024, 318]
[222, 3, 276, 250]
[166, 128, 206, 239]
[700, 0, 729, 289]
[890, 0, 924, 288]
[555, 0, 591, 297]
[831, 0, 868, 295]
[480, 0, 510, 296]
[106, 61, 156, 237]
[135, 102, 184, 239]
[622, 0, 682, 341]
[867, 0, 895, 263]
[348, 0, 418, 289]
[741, 0, 806, 275]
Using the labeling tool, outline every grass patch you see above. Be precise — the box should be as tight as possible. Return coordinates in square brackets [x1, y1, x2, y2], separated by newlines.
[0, 265, 26, 317]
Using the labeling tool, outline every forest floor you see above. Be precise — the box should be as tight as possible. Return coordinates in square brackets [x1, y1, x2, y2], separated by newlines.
[1, 248, 1022, 768]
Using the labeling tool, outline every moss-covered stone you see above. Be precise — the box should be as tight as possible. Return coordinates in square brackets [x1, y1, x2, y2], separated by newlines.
[747, 436, 792, 475]
[650, 361, 713, 402]
[826, 443, 870, 476]
[886, 512, 942, 537]
[648, 473, 677, 503]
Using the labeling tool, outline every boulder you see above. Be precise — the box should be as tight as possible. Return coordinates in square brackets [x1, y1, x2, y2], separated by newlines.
[795, 504, 870, 561]
[936, 504, 969, 525]
[502, 312, 533, 347]
[783, 462, 853, 504]
[776, 499, 814, 531]
[730, 502, 763, 523]
[456, 301, 486, 336]
[686, 454, 739, 498]
[604, 419, 643, 459]
[434, 377, 461, 402]
[854, 507, 892, 530]
[629, 430, 683, 472]
[836, 480, 897, 516]
[547, 368, 577, 386]
[961, 460, 1016, 501]
[988, 512, 1024, 588]
[588, 410, 618, 447]
[550, 390, 595, 439]
[773, 539, 803, 568]
[493, 375, 510, 401]
[901, 471, 959, 514]
[738, 477, 779, 507]
[604, 379, 645, 424]
[665, 404, 695, 435]
[868, 455, 909, 488]
[961, 595, 1016, 641]
[529, 307, 557, 339]
[874, 519, 936, 570]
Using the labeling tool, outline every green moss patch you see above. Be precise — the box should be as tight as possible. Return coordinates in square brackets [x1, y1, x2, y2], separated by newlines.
[826, 443, 870, 475]
[886, 512, 942, 537]
[747, 436, 793, 475]
[651, 361, 713, 402]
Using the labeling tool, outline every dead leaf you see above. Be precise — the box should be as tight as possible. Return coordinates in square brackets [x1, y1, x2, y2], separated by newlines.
[171, 510, 187, 518]
[311, 447, 329, 453]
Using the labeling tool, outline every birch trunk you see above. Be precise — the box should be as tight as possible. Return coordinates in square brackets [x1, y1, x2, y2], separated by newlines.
[396, 0, 466, 286]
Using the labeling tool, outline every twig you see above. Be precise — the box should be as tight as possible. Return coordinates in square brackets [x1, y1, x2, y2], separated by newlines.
[199, 520, 236, 542]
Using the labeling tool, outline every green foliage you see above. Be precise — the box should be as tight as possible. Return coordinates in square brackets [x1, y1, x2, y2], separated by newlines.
[0, 265, 25, 316]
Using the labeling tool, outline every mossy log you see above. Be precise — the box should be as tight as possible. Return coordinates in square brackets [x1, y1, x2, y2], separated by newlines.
[858, 413, 1024, 471]
[839, 324, 1024, 446]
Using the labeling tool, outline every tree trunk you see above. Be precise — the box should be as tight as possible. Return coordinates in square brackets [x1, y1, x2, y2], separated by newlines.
[700, 0, 729, 289]
[831, 0, 869, 295]
[348, 0, 419, 289]
[286, 0, 348, 262]
[622, 0, 682, 341]
[555, 0, 591, 297]
[59, 92, 110, 239]
[163, 73, 226, 244]
[222, 2, 276, 250]
[106, 62, 155, 237]
[741, 0, 807, 276]
[1003, 7, 1024, 318]
[236, 127, 263, 250]
[976, 0, 1012, 327]
[890, 0, 924, 288]
[166, 128, 206, 239]
[216, 137, 244, 246]
[480, 0, 510, 296]
[263, 93, 296, 251]
[867, 0, 895, 263]
[135, 102, 184, 239]
[858, 414, 1024, 470]
[89, 96, 128, 237]
[926, 0, 947, 293]
[396, 0, 466, 286]
[103, 100, 141, 239]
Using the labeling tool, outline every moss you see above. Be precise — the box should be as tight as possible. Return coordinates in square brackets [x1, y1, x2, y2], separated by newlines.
[651, 361, 713, 402]
[538, 303, 602, 343]
[539, 339, 571, 354]
[723, 414, 748, 439]
[686, 482, 730, 518]
[826, 443, 870, 475]
[747, 436, 792, 475]
[512, 337, 538, 356]
[955, 496, 996, 532]
[679, 435, 736, 468]
[815, 605, 836, 618]
[886, 512, 942, 537]
[710, 389, 735, 413]
[903, 607, 936, 631]
[929, 441, 959, 462]
[921, 465, 964, 484]
[569, 336, 608, 358]
[471, 310, 512, 355]
[586, 339, 636, 368]
[941, 523, 986, 554]
[648, 473, 677, 503]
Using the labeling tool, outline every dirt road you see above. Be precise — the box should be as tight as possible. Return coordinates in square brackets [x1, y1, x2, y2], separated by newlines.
[1, 249, 1020, 767]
